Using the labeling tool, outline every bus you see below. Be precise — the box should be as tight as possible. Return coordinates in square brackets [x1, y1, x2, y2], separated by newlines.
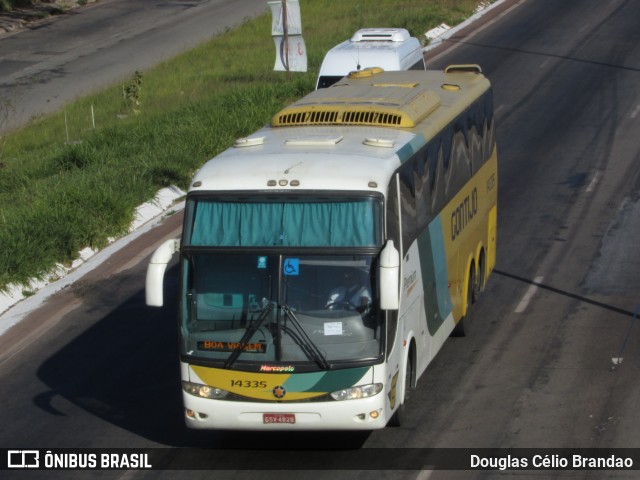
[146, 66, 497, 430]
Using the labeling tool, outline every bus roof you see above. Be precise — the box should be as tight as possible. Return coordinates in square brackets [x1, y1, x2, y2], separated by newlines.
[191, 125, 414, 194]
[277, 67, 490, 130]
[190, 67, 491, 195]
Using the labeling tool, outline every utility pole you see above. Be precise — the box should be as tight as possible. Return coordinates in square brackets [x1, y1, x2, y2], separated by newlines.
[282, 0, 289, 73]
[269, 0, 306, 74]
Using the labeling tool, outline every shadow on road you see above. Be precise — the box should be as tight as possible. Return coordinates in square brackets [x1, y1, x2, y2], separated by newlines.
[34, 264, 371, 451]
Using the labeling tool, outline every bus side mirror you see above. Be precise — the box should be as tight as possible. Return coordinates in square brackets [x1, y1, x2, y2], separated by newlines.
[146, 239, 180, 307]
[379, 240, 400, 311]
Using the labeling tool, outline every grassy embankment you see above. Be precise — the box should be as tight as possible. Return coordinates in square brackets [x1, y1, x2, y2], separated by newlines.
[0, 0, 482, 292]
[0, 0, 81, 15]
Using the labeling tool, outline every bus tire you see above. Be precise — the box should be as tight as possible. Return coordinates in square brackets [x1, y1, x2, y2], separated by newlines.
[452, 266, 475, 337]
[477, 249, 486, 296]
[451, 316, 465, 337]
[388, 346, 413, 427]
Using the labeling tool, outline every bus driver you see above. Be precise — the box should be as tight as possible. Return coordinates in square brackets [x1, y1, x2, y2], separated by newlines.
[325, 270, 372, 312]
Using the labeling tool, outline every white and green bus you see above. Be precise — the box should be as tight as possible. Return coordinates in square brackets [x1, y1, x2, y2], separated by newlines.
[146, 66, 497, 430]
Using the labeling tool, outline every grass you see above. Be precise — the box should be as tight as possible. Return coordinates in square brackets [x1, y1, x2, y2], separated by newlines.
[0, 0, 29, 12]
[0, 0, 485, 290]
[0, 1, 66, 15]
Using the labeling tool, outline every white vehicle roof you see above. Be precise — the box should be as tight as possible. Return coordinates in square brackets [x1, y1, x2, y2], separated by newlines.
[316, 28, 424, 89]
[350, 28, 411, 42]
[191, 125, 414, 195]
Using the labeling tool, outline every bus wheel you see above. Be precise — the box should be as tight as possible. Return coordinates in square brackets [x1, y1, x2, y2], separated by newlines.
[477, 250, 486, 297]
[452, 266, 475, 337]
[388, 349, 413, 427]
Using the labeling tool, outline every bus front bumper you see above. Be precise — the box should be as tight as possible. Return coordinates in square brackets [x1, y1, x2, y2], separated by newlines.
[183, 393, 387, 430]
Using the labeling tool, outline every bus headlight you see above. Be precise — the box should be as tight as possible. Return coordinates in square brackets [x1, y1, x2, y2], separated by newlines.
[330, 383, 383, 401]
[182, 381, 229, 399]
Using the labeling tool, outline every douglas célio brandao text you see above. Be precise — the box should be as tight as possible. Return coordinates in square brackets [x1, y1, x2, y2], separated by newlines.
[470, 454, 634, 470]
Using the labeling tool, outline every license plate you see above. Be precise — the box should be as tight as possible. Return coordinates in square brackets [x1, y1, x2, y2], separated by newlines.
[263, 413, 296, 424]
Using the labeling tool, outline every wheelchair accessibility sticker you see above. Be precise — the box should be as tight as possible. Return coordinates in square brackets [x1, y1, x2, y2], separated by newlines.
[283, 258, 299, 276]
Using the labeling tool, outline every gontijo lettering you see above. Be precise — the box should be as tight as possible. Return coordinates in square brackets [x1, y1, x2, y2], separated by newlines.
[451, 187, 478, 241]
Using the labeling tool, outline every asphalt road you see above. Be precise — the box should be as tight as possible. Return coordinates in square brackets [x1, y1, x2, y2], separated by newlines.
[0, 0, 268, 133]
[1, 0, 640, 478]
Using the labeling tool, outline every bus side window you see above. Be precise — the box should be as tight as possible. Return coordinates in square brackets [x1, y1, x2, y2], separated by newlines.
[398, 164, 417, 257]
[384, 176, 402, 357]
[386, 176, 401, 251]
[386, 310, 398, 356]
[429, 139, 446, 215]
[414, 146, 430, 233]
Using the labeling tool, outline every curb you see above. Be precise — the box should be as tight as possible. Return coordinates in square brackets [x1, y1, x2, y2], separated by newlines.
[0, 187, 185, 337]
[423, 0, 509, 53]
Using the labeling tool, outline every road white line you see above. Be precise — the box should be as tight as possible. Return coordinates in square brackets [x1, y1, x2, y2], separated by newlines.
[539, 57, 552, 69]
[515, 276, 544, 313]
[585, 171, 602, 193]
[631, 104, 640, 119]
[116, 469, 142, 480]
[414, 469, 434, 480]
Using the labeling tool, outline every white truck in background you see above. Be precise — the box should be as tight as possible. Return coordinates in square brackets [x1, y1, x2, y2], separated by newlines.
[316, 28, 425, 89]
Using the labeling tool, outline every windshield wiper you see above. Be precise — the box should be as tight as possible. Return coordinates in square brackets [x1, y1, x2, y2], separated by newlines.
[281, 305, 331, 370]
[224, 303, 273, 369]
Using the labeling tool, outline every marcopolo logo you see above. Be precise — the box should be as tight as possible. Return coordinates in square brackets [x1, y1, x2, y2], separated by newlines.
[260, 364, 295, 372]
[7, 450, 40, 468]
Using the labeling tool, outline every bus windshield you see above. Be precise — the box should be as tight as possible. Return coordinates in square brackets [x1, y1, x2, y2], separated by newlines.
[180, 253, 383, 367]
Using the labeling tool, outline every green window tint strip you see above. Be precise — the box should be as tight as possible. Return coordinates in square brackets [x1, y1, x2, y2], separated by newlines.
[188, 200, 378, 247]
